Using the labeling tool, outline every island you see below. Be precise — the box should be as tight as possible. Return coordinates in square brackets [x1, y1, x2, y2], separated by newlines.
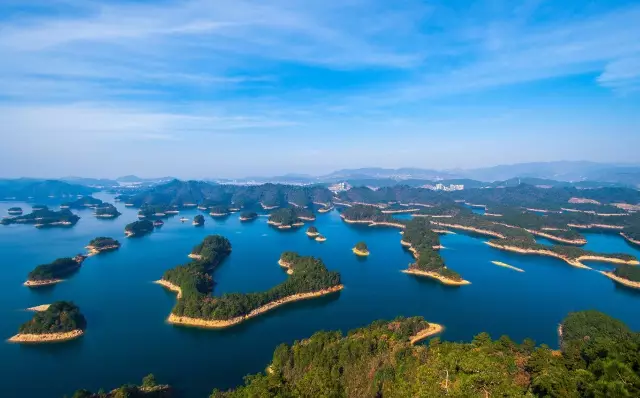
[208, 310, 638, 397]
[352, 241, 370, 256]
[306, 225, 319, 237]
[94, 203, 121, 218]
[125, 220, 154, 237]
[491, 261, 525, 272]
[71, 374, 172, 398]
[31, 204, 47, 211]
[153, 219, 164, 228]
[268, 208, 310, 229]
[315, 234, 327, 242]
[1, 207, 80, 228]
[158, 238, 342, 329]
[239, 211, 258, 222]
[60, 196, 103, 209]
[341, 205, 405, 228]
[86, 237, 121, 255]
[24, 256, 86, 287]
[138, 204, 173, 218]
[7, 301, 86, 344]
[209, 205, 230, 217]
[7, 206, 22, 215]
[193, 214, 205, 226]
[601, 264, 640, 289]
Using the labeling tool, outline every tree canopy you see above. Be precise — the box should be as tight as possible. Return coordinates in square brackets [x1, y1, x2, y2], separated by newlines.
[19, 301, 86, 334]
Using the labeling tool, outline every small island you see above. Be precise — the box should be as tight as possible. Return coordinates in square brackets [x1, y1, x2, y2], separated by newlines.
[268, 208, 308, 229]
[7, 301, 86, 344]
[7, 206, 22, 215]
[352, 241, 370, 256]
[315, 234, 327, 242]
[153, 219, 164, 228]
[60, 196, 103, 209]
[491, 261, 525, 272]
[1, 207, 80, 228]
[193, 214, 205, 226]
[306, 225, 319, 237]
[24, 256, 86, 287]
[94, 203, 121, 218]
[86, 237, 121, 255]
[209, 205, 230, 217]
[239, 211, 258, 222]
[138, 204, 173, 218]
[125, 220, 154, 237]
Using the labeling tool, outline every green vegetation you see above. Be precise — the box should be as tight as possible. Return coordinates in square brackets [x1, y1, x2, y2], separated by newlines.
[138, 204, 172, 218]
[211, 311, 640, 397]
[193, 214, 205, 226]
[209, 205, 229, 215]
[72, 374, 171, 398]
[355, 241, 368, 251]
[307, 225, 318, 234]
[28, 257, 82, 281]
[1, 208, 80, 227]
[614, 264, 640, 282]
[61, 196, 103, 209]
[268, 208, 301, 227]
[95, 203, 121, 218]
[341, 205, 394, 223]
[162, 236, 232, 299]
[239, 211, 257, 221]
[88, 237, 120, 251]
[164, 244, 341, 321]
[19, 301, 86, 334]
[402, 218, 440, 251]
[125, 220, 154, 237]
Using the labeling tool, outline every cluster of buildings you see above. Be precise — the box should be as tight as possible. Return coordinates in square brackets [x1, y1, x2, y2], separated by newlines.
[422, 183, 465, 192]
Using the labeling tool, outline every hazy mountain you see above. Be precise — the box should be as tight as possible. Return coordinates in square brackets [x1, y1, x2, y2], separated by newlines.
[61, 177, 119, 187]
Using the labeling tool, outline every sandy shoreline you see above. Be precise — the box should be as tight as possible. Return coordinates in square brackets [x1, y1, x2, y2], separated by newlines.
[402, 269, 471, 285]
[306, 231, 320, 237]
[86, 244, 120, 256]
[491, 261, 524, 272]
[430, 222, 505, 238]
[7, 329, 84, 344]
[525, 229, 587, 245]
[24, 278, 64, 287]
[277, 259, 294, 275]
[600, 272, 640, 289]
[315, 236, 327, 242]
[154, 279, 183, 298]
[352, 247, 369, 256]
[26, 304, 51, 312]
[188, 253, 203, 260]
[167, 285, 344, 329]
[409, 323, 445, 344]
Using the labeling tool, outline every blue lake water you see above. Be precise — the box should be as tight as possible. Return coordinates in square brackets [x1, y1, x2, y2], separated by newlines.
[1, 195, 639, 397]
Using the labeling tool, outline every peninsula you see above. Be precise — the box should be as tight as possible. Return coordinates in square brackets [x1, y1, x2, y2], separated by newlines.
[8, 301, 86, 344]
[24, 256, 86, 287]
[125, 220, 154, 237]
[600, 264, 640, 289]
[160, 242, 342, 329]
[86, 237, 121, 255]
[352, 241, 370, 256]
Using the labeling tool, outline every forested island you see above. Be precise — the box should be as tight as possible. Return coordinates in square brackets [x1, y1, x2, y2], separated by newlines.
[86, 237, 121, 255]
[239, 211, 257, 221]
[210, 310, 640, 397]
[72, 374, 172, 398]
[1, 207, 80, 228]
[8, 301, 86, 343]
[138, 204, 175, 218]
[193, 214, 205, 226]
[7, 206, 22, 215]
[353, 241, 369, 256]
[159, 240, 342, 328]
[94, 203, 121, 218]
[268, 207, 314, 229]
[61, 196, 103, 209]
[209, 205, 230, 217]
[25, 256, 86, 287]
[306, 225, 319, 237]
[125, 220, 154, 237]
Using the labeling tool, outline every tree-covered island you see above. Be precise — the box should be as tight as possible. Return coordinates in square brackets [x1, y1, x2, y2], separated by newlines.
[60, 196, 103, 209]
[306, 225, 319, 237]
[7, 206, 22, 215]
[193, 214, 205, 226]
[157, 238, 342, 328]
[71, 374, 172, 398]
[86, 237, 121, 255]
[209, 310, 640, 397]
[209, 205, 230, 217]
[8, 301, 86, 343]
[353, 241, 369, 256]
[94, 203, 121, 218]
[125, 220, 154, 238]
[268, 207, 313, 229]
[1, 207, 80, 228]
[239, 211, 257, 221]
[25, 256, 86, 287]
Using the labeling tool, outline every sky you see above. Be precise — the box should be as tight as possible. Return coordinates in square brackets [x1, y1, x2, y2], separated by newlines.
[1, 0, 639, 179]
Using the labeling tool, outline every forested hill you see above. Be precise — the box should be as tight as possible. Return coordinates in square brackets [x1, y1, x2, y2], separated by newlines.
[212, 310, 640, 397]
[0, 179, 96, 200]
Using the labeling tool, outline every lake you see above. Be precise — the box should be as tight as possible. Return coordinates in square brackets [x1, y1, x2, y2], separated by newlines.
[1, 194, 639, 397]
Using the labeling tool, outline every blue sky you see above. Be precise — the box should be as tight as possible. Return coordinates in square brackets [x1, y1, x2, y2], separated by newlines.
[1, 0, 639, 178]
